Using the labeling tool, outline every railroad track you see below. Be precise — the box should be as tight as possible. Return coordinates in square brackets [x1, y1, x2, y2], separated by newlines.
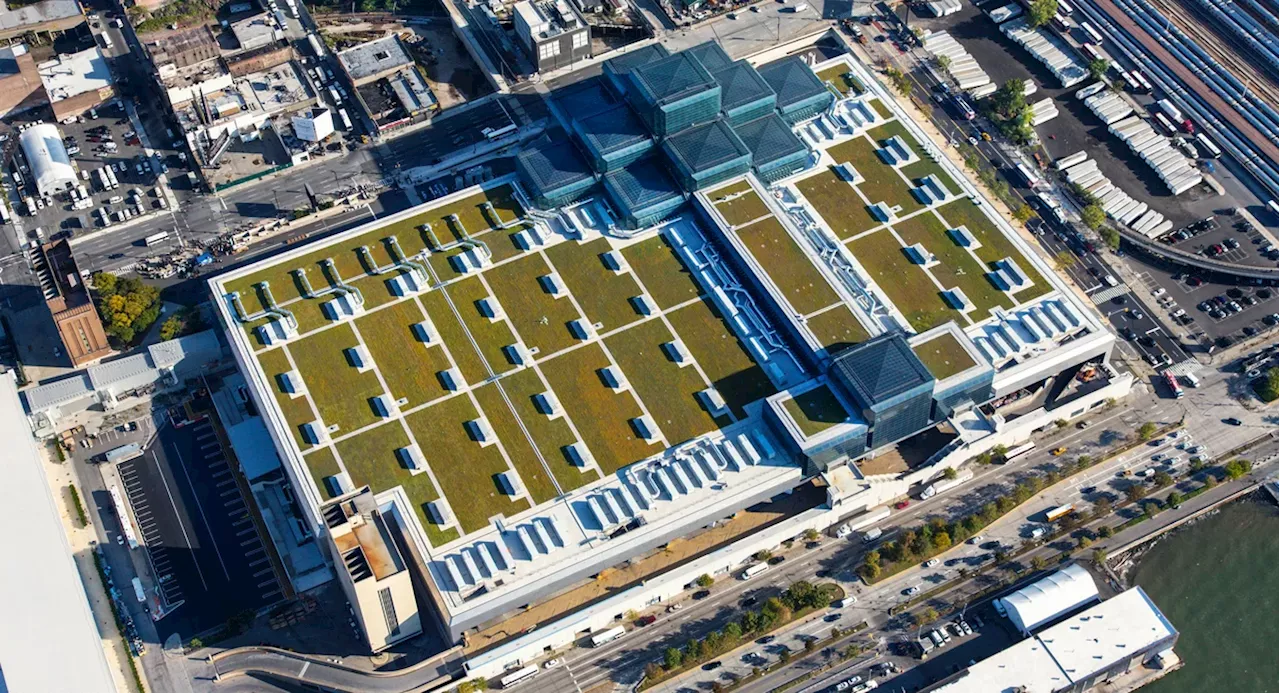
[1147, 0, 1279, 108]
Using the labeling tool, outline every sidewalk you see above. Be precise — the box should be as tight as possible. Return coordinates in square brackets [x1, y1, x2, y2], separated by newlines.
[41, 448, 145, 693]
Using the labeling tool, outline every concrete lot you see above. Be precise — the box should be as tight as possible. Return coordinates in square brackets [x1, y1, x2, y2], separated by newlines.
[907, 0, 1274, 236]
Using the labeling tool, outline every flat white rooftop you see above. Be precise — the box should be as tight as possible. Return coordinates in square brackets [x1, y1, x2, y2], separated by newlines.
[38, 46, 113, 104]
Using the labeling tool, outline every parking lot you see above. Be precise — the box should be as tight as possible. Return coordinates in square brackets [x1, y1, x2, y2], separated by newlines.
[1128, 259, 1277, 348]
[1158, 215, 1277, 268]
[4, 102, 173, 241]
[115, 403, 284, 640]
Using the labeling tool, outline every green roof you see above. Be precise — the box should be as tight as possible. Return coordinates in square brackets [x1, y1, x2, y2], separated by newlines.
[782, 384, 850, 438]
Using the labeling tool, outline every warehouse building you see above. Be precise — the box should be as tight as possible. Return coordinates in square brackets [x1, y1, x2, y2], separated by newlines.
[0, 43, 47, 119]
[1000, 562, 1101, 634]
[513, 0, 591, 73]
[20, 123, 76, 196]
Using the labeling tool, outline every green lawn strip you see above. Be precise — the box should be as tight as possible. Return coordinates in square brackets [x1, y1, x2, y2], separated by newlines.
[419, 289, 488, 385]
[868, 98, 892, 119]
[497, 368, 600, 493]
[892, 212, 1012, 318]
[472, 382, 560, 505]
[540, 342, 661, 475]
[804, 304, 871, 351]
[303, 446, 343, 499]
[782, 384, 848, 438]
[355, 300, 453, 407]
[256, 347, 319, 450]
[828, 136, 922, 215]
[622, 235, 702, 310]
[286, 322, 386, 434]
[222, 185, 522, 304]
[816, 65, 864, 95]
[710, 188, 772, 227]
[605, 319, 720, 446]
[335, 421, 459, 546]
[736, 217, 840, 315]
[847, 228, 963, 332]
[483, 252, 584, 356]
[545, 237, 646, 332]
[793, 167, 880, 239]
[404, 395, 531, 534]
[912, 331, 976, 380]
[936, 199, 1053, 301]
[869, 120, 959, 196]
[444, 275, 521, 377]
[663, 298, 777, 419]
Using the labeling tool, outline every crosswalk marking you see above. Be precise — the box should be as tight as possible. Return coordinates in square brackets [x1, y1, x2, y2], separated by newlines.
[1090, 284, 1129, 304]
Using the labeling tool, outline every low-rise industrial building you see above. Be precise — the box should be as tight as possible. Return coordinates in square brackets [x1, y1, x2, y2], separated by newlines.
[0, 43, 47, 119]
[513, 0, 591, 73]
[38, 46, 116, 120]
[20, 123, 76, 196]
[31, 239, 111, 367]
[926, 568, 1179, 692]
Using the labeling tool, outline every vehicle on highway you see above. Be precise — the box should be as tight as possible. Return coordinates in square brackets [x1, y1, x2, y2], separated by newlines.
[923, 558, 940, 568]
[589, 626, 626, 647]
[693, 590, 711, 600]
[702, 661, 722, 671]
[1051, 447, 1067, 456]
[825, 613, 843, 622]
[742, 563, 769, 580]
[499, 665, 539, 688]
[636, 614, 656, 627]
[968, 535, 985, 545]
[1224, 418, 1243, 426]
[894, 500, 910, 509]
[904, 586, 920, 596]
[543, 659, 561, 669]
[756, 635, 776, 644]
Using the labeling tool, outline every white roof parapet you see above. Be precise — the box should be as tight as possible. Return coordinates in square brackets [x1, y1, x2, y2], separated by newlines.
[662, 339, 692, 366]
[533, 391, 562, 418]
[346, 345, 373, 372]
[302, 420, 328, 444]
[278, 370, 306, 397]
[564, 441, 594, 467]
[465, 417, 496, 446]
[598, 365, 628, 392]
[427, 500, 455, 527]
[477, 296, 504, 321]
[439, 367, 464, 391]
[697, 387, 728, 415]
[412, 319, 437, 344]
[631, 415, 659, 442]
[539, 272, 567, 297]
[601, 249, 628, 273]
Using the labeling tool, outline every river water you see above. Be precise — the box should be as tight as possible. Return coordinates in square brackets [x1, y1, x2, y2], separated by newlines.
[1132, 497, 1278, 693]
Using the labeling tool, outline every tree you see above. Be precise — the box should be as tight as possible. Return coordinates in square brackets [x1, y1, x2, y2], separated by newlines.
[914, 607, 939, 626]
[457, 678, 488, 693]
[1152, 470, 1174, 488]
[885, 67, 913, 95]
[1092, 548, 1108, 566]
[1076, 455, 1094, 470]
[1030, 555, 1048, 570]
[935, 54, 952, 72]
[804, 638, 817, 652]
[695, 574, 714, 588]
[991, 444, 1009, 464]
[93, 273, 162, 345]
[1143, 501, 1159, 519]
[1080, 204, 1107, 231]
[1027, 0, 1059, 26]
[859, 551, 882, 581]
[724, 622, 743, 642]
[932, 531, 952, 552]
[1054, 250, 1076, 271]
[1092, 496, 1113, 518]
[187, 637, 203, 651]
[1125, 484, 1149, 503]
[803, 528, 820, 543]
[159, 315, 184, 341]
[943, 467, 958, 480]
[1012, 204, 1036, 225]
[778, 648, 792, 664]
[1087, 57, 1110, 81]
[1167, 490, 1184, 507]
[1100, 226, 1121, 249]
[1224, 459, 1253, 480]
[1255, 367, 1279, 402]
[1097, 525, 1114, 538]
[1137, 422, 1159, 441]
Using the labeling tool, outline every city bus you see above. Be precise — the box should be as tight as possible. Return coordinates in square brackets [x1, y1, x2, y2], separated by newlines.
[1163, 371, 1184, 399]
[498, 665, 538, 688]
[1079, 21, 1104, 44]
[1004, 441, 1037, 462]
[741, 562, 769, 580]
[1195, 133, 1222, 159]
[1045, 503, 1075, 523]
[483, 123, 518, 140]
[143, 230, 171, 247]
[589, 626, 626, 648]
[132, 577, 146, 603]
